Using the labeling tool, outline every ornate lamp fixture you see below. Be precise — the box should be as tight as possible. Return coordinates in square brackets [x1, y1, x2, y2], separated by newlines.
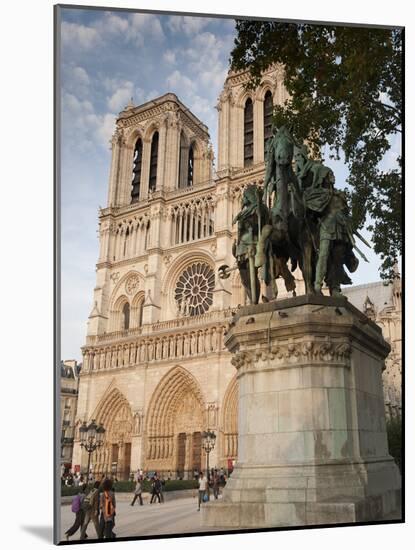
[202, 429, 216, 499]
[79, 419, 106, 479]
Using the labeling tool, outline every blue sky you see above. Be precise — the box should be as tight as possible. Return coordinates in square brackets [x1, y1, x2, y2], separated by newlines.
[60, 7, 400, 362]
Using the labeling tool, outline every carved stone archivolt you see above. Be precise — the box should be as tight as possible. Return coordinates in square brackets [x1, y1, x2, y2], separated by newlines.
[230, 339, 352, 370]
[145, 366, 205, 463]
[91, 387, 134, 476]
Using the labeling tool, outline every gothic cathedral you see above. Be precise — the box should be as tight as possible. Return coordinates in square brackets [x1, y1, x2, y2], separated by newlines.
[71, 65, 401, 479]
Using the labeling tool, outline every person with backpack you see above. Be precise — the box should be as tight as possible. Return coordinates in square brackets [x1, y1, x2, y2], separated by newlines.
[65, 486, 86, 541]
[100, 478, 116, 539]
[130, 477, 143, 506]
[80, 481, 100, 540]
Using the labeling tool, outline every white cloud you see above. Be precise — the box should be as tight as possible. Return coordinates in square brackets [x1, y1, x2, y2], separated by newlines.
[163, 49, 176, 65]
[107, 80, 134, 111]
[96, 113, 117, 148]
[62, 91, 115, 151]
[72, 66, 89, 85]
[145, 90, 160, 102]
[62, 64, 91, 98]
[167, 16, 210, 36]
[100, 12, 129, 34]
[128, 13, 165, 46]
[166, 70, 196, 93]
[61, 21, 100, 50]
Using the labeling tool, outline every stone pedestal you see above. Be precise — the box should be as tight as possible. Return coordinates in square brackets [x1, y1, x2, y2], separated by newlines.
[203, 295, 401, 528]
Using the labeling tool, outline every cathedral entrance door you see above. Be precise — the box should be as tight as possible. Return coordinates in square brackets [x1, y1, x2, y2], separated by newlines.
[123, 442, 131, 480]
[192, 431, 202, 473]
[177, 433, 186, 477]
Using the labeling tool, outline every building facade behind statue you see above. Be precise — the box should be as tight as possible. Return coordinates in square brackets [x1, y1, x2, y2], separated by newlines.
[60, 360, 81, 472]
[71, 66, 401, 479]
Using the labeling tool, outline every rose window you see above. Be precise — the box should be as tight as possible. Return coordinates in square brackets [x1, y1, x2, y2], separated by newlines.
[175, 263, 215, 316]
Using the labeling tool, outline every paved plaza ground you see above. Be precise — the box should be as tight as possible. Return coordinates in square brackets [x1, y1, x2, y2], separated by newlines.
[60, 494, 233, 542]
[60, 493, 402, 543]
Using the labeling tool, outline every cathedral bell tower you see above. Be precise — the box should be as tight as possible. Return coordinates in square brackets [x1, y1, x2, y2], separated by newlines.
[86, 93, 213, 337]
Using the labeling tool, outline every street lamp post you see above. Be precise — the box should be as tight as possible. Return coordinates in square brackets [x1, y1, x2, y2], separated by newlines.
[202, 430, 216, 500]
[79, 419, 106, 481]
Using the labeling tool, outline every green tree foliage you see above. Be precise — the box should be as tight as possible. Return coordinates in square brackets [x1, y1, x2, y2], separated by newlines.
[231, 22, 402, 279]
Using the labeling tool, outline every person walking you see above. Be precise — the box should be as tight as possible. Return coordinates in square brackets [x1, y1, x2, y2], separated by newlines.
[159, 476, 165, 503]
[150, 475, 162, 504]
[131, 477, 143, 506]
[80, 481, 100, 540]
[197, 471, 207, 511]
[213, 471, 220, 500]
[65, 486, 86, 541]
[100, 478, 116, 539]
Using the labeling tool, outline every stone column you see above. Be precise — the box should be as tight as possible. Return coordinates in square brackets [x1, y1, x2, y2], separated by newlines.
[156, 122, 167, 190]
[107, 131, 121, 207]
[203, 295, 401, 528]
[140, 138, 152, 200]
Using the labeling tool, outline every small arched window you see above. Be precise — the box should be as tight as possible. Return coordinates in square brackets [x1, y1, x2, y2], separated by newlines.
[144, 220, 150, 250]
[131, 138, 143, 203]
[244, 98, 254, 166]
[149, 132, 159, 192]
[264, 90, 273, 155]
[138, 300, 144, 327]
[188, 145, 194, 187]
[122, 303, 130, 330]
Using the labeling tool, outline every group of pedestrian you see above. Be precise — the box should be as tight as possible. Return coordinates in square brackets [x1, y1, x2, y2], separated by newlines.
[62, 471, 87, 488]
[150, 474, 165, 503]
[196, 468, 227, 510]
[130, 472, 166, 507]
[65, 476, 117, 541]
[65, 466, 229, 539]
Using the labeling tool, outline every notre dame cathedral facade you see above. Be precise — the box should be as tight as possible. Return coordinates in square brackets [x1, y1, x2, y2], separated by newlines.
[71, 65, 402, 480]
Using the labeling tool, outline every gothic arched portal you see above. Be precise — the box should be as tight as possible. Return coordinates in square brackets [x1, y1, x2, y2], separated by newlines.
[92, 388, 134, 480]
[145, 366, 206, 477]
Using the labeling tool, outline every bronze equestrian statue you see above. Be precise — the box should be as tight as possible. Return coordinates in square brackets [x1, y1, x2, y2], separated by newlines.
[222, 125, 369, 304]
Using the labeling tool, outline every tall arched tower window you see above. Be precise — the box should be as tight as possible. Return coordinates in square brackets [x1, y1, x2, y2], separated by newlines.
[149, 131, 159, 192]
[178, 131, 187, 188]
[264, 90, 273, 155]
[188, 145, 194, 187]
[122, 302, 130, 330]
[131, 138, 143, 203]
[244, 98, 254, 166]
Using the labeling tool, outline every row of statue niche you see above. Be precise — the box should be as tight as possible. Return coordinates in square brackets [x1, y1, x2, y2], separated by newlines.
[85, 328, 222, 369]
[219, 125, 370, 304]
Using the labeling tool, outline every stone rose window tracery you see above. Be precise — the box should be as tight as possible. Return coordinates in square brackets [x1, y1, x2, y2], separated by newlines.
[175, 262, 215, 316]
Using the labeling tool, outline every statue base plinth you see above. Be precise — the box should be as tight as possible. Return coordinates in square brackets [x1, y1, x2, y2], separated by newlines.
[203, 296, 401, 528]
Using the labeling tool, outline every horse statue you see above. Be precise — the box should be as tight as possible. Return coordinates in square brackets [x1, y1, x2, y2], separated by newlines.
[255, 125, 309, 294]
